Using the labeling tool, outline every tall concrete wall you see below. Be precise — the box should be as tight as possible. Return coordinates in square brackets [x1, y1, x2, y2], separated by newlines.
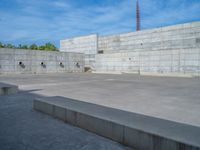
[95, 22, 200, 76]
[98, 22, 200, 53]
[0, 48, 84, 74]
[59, 21, 200, 76]
[95, 49, 200, 76]
[60, 34, 97, 69]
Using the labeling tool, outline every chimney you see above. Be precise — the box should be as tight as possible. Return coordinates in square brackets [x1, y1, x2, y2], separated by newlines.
[136, 0, 141, 31]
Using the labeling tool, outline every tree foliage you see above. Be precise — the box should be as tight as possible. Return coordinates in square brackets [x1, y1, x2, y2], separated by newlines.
[6, 44, 15, 48]
[44, 43, 57, 51]
[0, 42, 4, 48]
[0, 42, 58, 51]
[29, 44, 38, 50]
[22, 45, 28, 49]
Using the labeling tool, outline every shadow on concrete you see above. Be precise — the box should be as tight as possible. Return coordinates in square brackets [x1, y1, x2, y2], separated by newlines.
[0, 87, 132, 150]
[19, 89, 43, 93]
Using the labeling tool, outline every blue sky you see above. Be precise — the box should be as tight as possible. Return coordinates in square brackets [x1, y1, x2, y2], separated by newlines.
[0, 0, 200, 48]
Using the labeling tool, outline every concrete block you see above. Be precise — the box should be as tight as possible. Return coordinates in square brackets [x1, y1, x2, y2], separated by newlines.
[0, 83, 18, 96]
[77, 113, 124, 143]
[33, 99, 54, 116]
[66, 109, 77, 125]
[33, 96, 200, 150]
[124, 126, 153, 150]
[54, 105, 66, 121]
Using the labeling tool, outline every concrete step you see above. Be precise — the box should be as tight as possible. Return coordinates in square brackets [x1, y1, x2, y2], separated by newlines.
[33, 96, 200, 150]
[0, 83, 18, 96]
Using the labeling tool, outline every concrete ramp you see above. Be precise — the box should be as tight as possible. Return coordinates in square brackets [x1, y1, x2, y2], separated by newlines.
[0, 83, 18, 95]
[33, 96, 200, 150]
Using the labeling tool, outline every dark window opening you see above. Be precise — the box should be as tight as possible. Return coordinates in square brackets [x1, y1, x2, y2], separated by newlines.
[98, 50, 104, 54]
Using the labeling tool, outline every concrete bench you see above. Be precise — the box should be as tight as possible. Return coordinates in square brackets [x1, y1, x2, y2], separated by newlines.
[0, 83, 18, 96]
[33, 96, 200, 150]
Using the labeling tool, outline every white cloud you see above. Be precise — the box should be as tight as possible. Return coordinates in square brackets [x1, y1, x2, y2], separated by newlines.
[53, 1, 70, 8]
[0, 0, 199, 46]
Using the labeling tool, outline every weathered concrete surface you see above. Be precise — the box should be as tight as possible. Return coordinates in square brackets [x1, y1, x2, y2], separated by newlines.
[60, 34, 97, 69]
[60, 21, 200, 76]
[1, 73, 200, 149]
[0, 82, 18, 95]
[0, 48, 84, 74]
[0, 90, 132, 150]
[33, 96, 200, 150]
[98, 22, 200, 53]
[0, 73, 200, 128]
[96, 22, 200, 76]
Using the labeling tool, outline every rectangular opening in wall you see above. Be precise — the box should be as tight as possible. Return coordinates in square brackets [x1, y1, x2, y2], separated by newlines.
[98, 50, 104, 54]
[84, 67, 91, 72]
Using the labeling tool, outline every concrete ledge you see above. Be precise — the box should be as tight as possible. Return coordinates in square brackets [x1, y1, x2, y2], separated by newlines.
[0, 83, 18, 96]
[92, 71, 198, 78]
[33, 96, 200, 150]
[139, 72, 195, 78]
[92, 71, 122, 75]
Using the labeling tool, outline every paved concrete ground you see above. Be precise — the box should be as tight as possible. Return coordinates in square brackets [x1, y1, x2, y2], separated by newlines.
[0, 73, 200, 149]
[1, 73, 200, 127]
[0, 89, 132, 150]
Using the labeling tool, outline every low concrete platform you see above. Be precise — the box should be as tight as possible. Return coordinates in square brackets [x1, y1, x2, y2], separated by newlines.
[0, 83, 18, 95]
[0, 73, 200, 149]
[34, 96, 200, 150]
[1, 73, 199, 127]
[0, 91, 131, 150]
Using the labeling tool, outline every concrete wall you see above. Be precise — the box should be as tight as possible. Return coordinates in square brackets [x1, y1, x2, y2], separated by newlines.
[95, 48, 200, 76]
[98, 22, 200, 53]
[60, 34, 97, 69]
[95, 22, 200, 76]
[0, 48, 84, 74]
[60, 21, 200, 76]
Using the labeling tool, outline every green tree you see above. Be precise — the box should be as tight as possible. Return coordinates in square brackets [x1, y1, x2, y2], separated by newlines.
[29, 44, 38, 50]
[5, 43, 15, 48]
[0, 42, 4, 48]
[18, 44, 29, 49]
[21, 45, 28, 49]
[0, 42, 58, 51]
[38, 45, 45, 50]
[18, 44, 22, 49]
[44, 43, 58, 51]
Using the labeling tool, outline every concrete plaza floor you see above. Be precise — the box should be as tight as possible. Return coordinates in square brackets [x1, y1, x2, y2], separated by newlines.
[1, 73, 200, 126]
[0, 73, 200, 149]
[0, 74, 134, 150]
